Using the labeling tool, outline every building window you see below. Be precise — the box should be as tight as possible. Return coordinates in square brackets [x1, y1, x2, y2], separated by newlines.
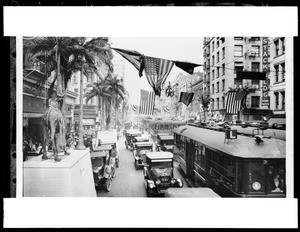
[212, 41, 215, 51]
[274, 92, 279, 109]
[222, 79, 225, 91]
[222, 47, 225, 59]
[234, 45, 243, 57]
[222, 63, 225, 75]
[251, 96, 260, 108]
[235, 78, 242, 86]
[217, 67, 220, 78]
[211, 99, 214, 109]
[274, 65, 279, 82]
[217, 40, 219, 48]
[281, 63, 285, 82]
[216, 98, 219, 109]
[212, 55, 215, 66]
[212, 70, 215, 80]
[72, 75, 77, 85]
[250, 37, 260, 41]
[250, 45, 260, 57]
[234, 37, 243, 40]
[216, 82, 219, 93]
[212, 84, 214, 94]
[220, 37, 225, 43]
[281, 91, 285, 110]
[251, 62, 260, 72]
[274, 40, 279, 57]
[234, 62, 243, 74]
[222, 96, 225, 108]
[217, 52, 220, 63]
[281, 37, 285, 54]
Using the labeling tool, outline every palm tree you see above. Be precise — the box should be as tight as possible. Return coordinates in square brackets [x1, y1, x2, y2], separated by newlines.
[68, 37, 113, 149]
[104, 74, 126, 129]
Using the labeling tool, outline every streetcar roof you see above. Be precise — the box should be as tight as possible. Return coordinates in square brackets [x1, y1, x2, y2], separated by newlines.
[165, 187, 221, 198]
[173, 125, 286, 159]
[146, 152, 174, 159]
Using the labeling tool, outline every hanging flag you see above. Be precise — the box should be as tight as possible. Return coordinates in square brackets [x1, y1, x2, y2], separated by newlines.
[112, 48, 143, 76]
[225, 91, 247, 114]
[143, 56, 174, 96]
[179, 92, 194, 106]
[175, 61, 202, 75]
[139, 89, 155, 115]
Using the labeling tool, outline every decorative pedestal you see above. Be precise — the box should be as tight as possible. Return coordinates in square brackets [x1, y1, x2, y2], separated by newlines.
[23, 149, 96, 197]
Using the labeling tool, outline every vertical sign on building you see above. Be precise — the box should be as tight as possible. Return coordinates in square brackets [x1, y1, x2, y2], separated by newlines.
[261, 37, 270, 107]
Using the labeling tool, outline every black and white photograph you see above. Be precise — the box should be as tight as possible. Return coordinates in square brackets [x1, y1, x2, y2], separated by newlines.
[3, 6, 297, 228]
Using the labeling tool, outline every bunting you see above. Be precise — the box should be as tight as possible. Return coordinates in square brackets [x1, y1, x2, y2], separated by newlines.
[175, 61, 202, 75]
[179, 92, 194, 106]
[143, 56, 174, 96]
[139, 89, 155, 115]
[112, 48, 143, 76]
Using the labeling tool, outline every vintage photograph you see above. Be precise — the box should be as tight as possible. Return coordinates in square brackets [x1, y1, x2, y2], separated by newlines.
[22, 36, 288, 198]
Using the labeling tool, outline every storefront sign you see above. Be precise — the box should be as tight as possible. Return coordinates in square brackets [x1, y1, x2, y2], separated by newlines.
[262, 37, 270, 107]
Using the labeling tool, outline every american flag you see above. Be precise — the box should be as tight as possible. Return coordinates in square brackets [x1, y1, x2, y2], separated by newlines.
[144, 56, 174, 96]
[139, 89, 155, 115]
[225, 91, 247, 114]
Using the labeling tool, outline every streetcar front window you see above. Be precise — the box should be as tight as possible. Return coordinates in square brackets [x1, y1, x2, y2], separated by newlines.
[266, 160, 286, 194]
[248, 161, 265, 193]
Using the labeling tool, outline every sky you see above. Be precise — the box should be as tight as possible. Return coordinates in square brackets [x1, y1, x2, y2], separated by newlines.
[110, 37, 204, 105]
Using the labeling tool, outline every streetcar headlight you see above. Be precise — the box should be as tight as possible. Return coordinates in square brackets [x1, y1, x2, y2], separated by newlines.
[155, 180, 161, 185]
[252, 181, 261, 191]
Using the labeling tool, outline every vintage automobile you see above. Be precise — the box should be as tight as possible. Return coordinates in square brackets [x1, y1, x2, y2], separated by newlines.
[99, 140, 119, 168]
[132, 136, 150, 144]
[90, 145, 117, 192]
[125, 130, 142, 149]
[133, 142, 153, 170]
[156, 134, 175, 153]
[143, 152, 184, 197]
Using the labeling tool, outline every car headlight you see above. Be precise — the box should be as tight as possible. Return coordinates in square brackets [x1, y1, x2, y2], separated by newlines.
[177, 178, 183, 187]
[171, 179, 176, 184]
[155, 180, 161, 185]
[147, 180, 155, 188]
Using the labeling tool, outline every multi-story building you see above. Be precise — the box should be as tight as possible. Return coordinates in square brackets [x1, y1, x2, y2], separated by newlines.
[269, 37, 287, 120]
[203, 36, 273, 122]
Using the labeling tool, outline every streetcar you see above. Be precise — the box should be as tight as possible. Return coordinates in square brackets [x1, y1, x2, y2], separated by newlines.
[173, 125, 286, 197]
[148, 120, 186, 138]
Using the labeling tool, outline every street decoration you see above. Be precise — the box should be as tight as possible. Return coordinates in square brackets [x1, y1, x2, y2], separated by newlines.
[139, 89, 155, 115]
[112, 47, 202, 96]
[165, 82, 174, 97]
[225, 91, 247, 115]
[178, 92, 194, 106]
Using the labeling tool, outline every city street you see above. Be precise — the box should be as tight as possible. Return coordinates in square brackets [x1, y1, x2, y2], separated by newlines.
[96, 133, 188, 197]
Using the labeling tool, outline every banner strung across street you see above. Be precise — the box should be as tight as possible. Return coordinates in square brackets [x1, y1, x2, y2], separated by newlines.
[139, 89, 155, 115]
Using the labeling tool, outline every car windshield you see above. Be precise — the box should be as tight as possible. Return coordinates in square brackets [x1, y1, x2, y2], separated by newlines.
[151, 161, 172, 169]
[161, 140, 173, 145]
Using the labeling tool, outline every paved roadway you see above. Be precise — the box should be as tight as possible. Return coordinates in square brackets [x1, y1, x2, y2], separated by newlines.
[96, 132, 188, 197]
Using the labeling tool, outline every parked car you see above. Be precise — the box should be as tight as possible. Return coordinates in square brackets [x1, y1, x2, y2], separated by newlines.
[124, 130, 142, 149]
[133, 142, 153, 170]
[143, 152, 183, 197]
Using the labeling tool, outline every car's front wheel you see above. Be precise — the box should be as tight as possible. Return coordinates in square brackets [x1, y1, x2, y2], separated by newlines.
[135, 160, 139, 170]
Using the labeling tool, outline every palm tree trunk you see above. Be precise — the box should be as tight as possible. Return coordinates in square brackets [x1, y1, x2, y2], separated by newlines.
[115, 96, 118, 130]
[76, 67, 86, 150]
